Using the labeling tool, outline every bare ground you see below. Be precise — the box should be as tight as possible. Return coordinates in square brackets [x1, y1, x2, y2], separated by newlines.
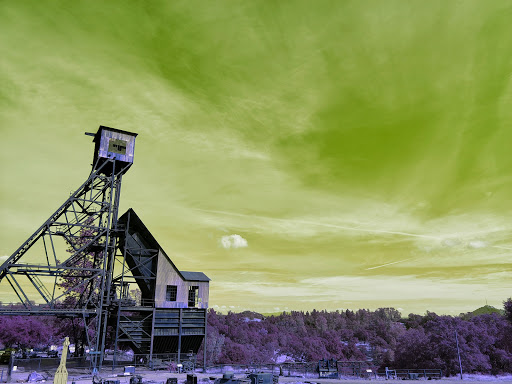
[3, 367, 512, 384]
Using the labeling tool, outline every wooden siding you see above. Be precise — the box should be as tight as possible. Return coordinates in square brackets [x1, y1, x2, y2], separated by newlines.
[97, 127, 136, 163]
[154, 250, 209, 309]
[197, 282, 209, 309]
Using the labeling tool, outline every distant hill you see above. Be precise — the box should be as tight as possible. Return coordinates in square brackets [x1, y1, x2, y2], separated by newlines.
[238, 310, 266, 320]
[461, 305, 505, 319]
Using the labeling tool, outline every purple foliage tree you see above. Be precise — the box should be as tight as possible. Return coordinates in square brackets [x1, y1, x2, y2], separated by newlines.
[0, 316, 61, 349]
[504, 298, 512, 323]
[56, 217, 103, 355]
[201, 302, 512, 375]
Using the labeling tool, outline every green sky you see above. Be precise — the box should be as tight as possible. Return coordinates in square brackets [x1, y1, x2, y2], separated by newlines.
[1, 0, 511, 315]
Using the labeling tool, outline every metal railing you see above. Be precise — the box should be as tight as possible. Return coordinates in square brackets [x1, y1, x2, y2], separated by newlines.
[204, 363, 321, 378]
[377, 368, 443, 379]
[10, 356, 91, 372]
[8, 356, 443, 380]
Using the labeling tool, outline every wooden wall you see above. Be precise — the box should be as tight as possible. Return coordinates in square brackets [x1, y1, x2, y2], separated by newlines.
[154, 250, 209, 309]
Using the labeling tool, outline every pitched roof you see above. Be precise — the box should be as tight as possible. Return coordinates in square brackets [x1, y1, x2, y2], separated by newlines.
[180, 271, 210, 282]
[118, 208, 210, 283]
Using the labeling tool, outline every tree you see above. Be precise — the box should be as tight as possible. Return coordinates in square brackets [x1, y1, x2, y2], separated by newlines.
[0, 316, 61, 349]
[196, 304, 512, 374]
[56, 217, 104, 355]
[504, 298, 512, 323]
[57, 217, 102, 309]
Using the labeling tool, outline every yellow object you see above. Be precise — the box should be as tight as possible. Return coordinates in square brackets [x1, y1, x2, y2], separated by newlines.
[53, 337, 70, 384]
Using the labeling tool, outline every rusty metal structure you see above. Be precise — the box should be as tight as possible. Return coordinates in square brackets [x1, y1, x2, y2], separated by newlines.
[0, 126, 208, 371]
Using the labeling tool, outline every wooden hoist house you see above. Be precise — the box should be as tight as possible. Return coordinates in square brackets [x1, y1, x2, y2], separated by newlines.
[115, 208, 210, 360]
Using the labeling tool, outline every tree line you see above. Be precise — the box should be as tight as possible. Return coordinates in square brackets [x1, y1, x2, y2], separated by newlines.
[199, 299, 512, 376]
[1, 299, 511, 376]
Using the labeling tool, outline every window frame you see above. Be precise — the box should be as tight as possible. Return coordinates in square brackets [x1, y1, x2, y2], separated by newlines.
[166, 285, 177, 302]
[188, 286, 199, 307]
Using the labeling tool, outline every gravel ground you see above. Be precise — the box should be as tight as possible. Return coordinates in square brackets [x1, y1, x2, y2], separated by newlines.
[2, 368, 512, 384]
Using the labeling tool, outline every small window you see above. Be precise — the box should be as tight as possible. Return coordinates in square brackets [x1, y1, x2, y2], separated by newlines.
[166, 285, 177, 301]
[188, 286, 199, 307]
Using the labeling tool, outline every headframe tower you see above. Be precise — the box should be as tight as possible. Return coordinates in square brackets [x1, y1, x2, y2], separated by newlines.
[0, 126, 137, 370]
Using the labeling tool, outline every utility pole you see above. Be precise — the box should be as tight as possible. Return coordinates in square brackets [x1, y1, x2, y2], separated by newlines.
[455, 330, 463, 380]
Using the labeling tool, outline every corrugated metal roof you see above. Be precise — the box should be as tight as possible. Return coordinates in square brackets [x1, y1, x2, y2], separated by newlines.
[180, 271, 210, 282]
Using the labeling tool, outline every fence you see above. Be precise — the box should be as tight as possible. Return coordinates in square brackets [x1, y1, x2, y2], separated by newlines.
[8, 356, 443, 380]
[11, 356, 92, 372]
[11, 353, 198, 374]
[205, 364, 281, 375]
[204, 362, 441, 380]
[129, 353, 197, 371]
[204, 362, 370, 379]
[377, 368, 443, 380]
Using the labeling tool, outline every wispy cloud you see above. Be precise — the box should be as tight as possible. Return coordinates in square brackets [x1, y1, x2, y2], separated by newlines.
[211, 272, 510, 313]
[365, 258, 416, 270]
[469, 241, 487, 249]
[198, 208, 512, 249]
[197, 208, 441, 240]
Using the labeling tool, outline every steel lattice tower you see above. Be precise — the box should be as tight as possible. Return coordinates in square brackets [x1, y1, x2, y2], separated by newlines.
[0, 126, 137, 370]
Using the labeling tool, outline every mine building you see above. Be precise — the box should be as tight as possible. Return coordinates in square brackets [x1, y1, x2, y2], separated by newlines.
[0, 126, 210, 370]
[115, 208, 210, 359]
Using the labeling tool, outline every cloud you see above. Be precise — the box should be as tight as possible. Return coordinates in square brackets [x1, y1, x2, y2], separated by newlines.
[220, 234, 248, 249]
[469, 240, 487, 249]
[442, 239, 461, 247]
[365, 258, 416, 270]
[0, 256, 8, 262]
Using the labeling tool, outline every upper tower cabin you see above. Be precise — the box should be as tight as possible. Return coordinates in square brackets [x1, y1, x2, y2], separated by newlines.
[87, 126, 138, 175]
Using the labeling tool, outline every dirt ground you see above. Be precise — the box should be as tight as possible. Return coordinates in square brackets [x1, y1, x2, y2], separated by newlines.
[3, 367, 512, 384]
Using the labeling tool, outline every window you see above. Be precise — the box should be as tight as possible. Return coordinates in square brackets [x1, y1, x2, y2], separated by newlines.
[166, 285, 177, 301]
[188, 286, 199, 307]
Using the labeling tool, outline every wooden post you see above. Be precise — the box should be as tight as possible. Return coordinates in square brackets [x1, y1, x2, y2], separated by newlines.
[8, 352, 14, 382]
[203, 310, 208, 373]
[178, 308, 183, 364]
